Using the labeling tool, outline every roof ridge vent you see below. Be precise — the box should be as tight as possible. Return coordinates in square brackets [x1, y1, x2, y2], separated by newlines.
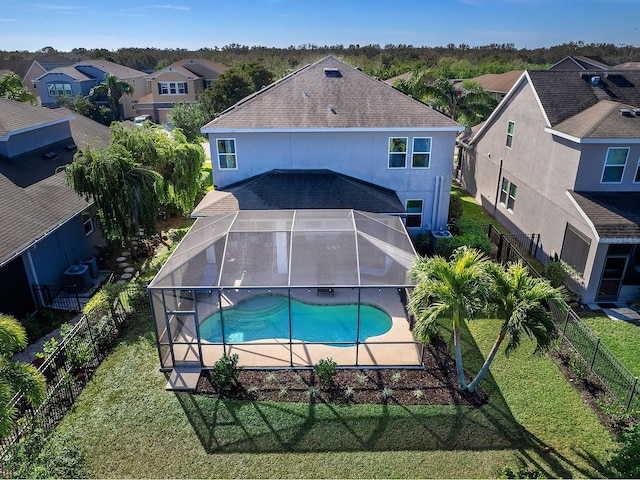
[620, 108, 632, 116]
[634, 108, 640, 116]
[591, 75, 601, 86]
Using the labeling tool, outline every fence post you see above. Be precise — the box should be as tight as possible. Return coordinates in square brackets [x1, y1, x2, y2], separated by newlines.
[627, 377, 638, 411]
[563, 309, 570, 334]
[497, 234, 504, 261]
[590, 338, 600, 370]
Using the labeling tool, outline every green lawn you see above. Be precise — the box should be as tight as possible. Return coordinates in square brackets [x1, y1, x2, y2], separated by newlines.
[581, 312, 640, 378]
[37, 310, 616, 478]
[451, 184, 507, 234]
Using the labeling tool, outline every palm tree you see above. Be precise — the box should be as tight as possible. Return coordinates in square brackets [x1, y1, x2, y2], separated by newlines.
[0, 314, 46, 437]
[89, 74, 134, 122]
[408, 247, 491, 390]
[410, 75, 497, 127]
[466, 261, 567, 393]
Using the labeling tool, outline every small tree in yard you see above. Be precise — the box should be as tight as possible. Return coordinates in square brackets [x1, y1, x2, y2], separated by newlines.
[210, 353, 243, 394]
[314, 358, 338, 386]
[466, 261, 566, 392]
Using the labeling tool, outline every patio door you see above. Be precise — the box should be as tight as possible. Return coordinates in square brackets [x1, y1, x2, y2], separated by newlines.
[596, 245, 632, 302]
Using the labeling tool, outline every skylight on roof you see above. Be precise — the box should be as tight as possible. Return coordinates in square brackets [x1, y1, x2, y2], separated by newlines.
[323, 68, 342, 78]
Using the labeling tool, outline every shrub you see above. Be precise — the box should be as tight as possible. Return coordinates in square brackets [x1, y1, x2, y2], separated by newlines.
[60, 323, 93, 373]
[435, 218, 491, 259]
[413, 233, 431, 256]
[500, 465, 542, 479]
[313, 357, 338, 385]
[545, 260, 567, 288]
[448, 194, 464, 224]
[210, 353, 243, 393]
[607, 422, 640, 479]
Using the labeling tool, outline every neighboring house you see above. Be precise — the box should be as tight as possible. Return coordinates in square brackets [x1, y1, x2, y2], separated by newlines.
[133, 59, 227, 124]
[548, 55, 611, 71]
[199, 56, 461, 234]
[0, 55, 75, 101]
[467, 70, 524, 101]
[0, 99, 110, 318]
[458, 69, 640, 305]
[34, 59, 147, 119]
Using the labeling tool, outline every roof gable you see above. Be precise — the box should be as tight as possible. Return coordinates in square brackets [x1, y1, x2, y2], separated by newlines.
[203, 56, 460, 131]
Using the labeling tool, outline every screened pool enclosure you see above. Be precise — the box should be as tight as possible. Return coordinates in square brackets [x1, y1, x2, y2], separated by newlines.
[148, 209, 422, 370]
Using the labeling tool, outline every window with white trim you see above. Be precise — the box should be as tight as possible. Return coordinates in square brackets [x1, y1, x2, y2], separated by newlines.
[506, 121, 515, 148]
[216, 138, 237, 169]
[81, 208, 94, 235]
[158, 81, 188, 95]
[388, 137, 407, 168]
[412, 137, 431, 168]
[634, 156, 640, 183]
[601, 147, 629, 183]
[405, 200, 423, 227]
[47, 82, 72, 97]
[499, 177, 517, 211]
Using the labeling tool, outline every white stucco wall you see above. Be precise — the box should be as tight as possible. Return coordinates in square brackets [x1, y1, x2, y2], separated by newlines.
[207, 129, 458, 232]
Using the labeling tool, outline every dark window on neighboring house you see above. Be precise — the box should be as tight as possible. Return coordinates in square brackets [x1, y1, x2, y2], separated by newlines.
[81, 208, 94, 235]
[506, 121, 515, 148]
[634, 157, 640, 183]
[499, 177, 517, 211]
[412, 137, 431, 168]
[388, 137, 407, 168]
[405, 200, 423, 227]
[216, 138, 237, 169]
[560, 224, 591, 275]
[47, 81, 72, 97]
[601, 147, 628, 183]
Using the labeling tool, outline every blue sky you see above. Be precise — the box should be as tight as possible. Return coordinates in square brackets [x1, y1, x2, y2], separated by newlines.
[1, 0, 638, 52]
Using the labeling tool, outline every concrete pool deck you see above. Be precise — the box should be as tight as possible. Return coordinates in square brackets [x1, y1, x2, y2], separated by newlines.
[168, 288, 422, 370]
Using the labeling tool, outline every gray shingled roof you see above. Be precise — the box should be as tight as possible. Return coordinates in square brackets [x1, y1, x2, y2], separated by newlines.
[569, 191, 640, 239]
[202, 56, 460, 131]
[0, 103, 110, 266]
[192, 169, 405, 217]
[0, 98, 73, 138]
[528, 70, 640, 127]
[552, 100, 640, 139]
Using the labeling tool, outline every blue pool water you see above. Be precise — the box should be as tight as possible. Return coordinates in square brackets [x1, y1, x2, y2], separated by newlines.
[199, 295, 392, 345]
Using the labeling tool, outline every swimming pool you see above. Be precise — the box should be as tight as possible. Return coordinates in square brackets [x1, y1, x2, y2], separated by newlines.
[199, 294, 392, 345]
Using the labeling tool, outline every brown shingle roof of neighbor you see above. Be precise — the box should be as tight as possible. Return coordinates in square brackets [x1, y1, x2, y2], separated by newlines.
[527, 70, 640, 127]
[202, 56, 461, 131]
[569, 191, 640, 239]
[74, 59, 146, 79]
[552, 100, 640, 139]
[192, 169, 405, 217]
[470, 70, 523, 94]
[0, 101, 110, 266]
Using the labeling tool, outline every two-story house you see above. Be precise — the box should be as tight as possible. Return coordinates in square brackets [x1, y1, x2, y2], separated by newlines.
[34, 59, 147, 119]
[197, 56, 461, 234]
[458, 69, 640, 305]
[0, 99, 110, 318]
[133, 59, 227, 124]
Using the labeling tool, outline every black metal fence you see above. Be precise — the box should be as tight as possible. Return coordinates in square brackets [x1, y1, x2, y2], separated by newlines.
[485, 225, 639, 416]
[0, 283, 150, 461]
[486, 224, 540, 267]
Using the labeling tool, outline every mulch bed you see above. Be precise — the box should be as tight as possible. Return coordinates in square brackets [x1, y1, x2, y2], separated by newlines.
[195, 335, 488, 406]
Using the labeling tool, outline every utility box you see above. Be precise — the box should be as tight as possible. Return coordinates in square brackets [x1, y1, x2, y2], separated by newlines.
[430, 230, 453, 254]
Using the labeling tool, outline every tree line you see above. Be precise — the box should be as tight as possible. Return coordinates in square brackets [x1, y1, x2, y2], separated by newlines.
[2, 41, 639, 81]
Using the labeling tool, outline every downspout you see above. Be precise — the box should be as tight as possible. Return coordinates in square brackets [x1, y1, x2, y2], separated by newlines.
[493, 158, 504, 215]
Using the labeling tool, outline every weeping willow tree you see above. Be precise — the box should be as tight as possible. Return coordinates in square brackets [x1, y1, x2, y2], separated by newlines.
[66, 123, 204, 244]
[109, 122, 205, 214]
[66, 143, 165, 244]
